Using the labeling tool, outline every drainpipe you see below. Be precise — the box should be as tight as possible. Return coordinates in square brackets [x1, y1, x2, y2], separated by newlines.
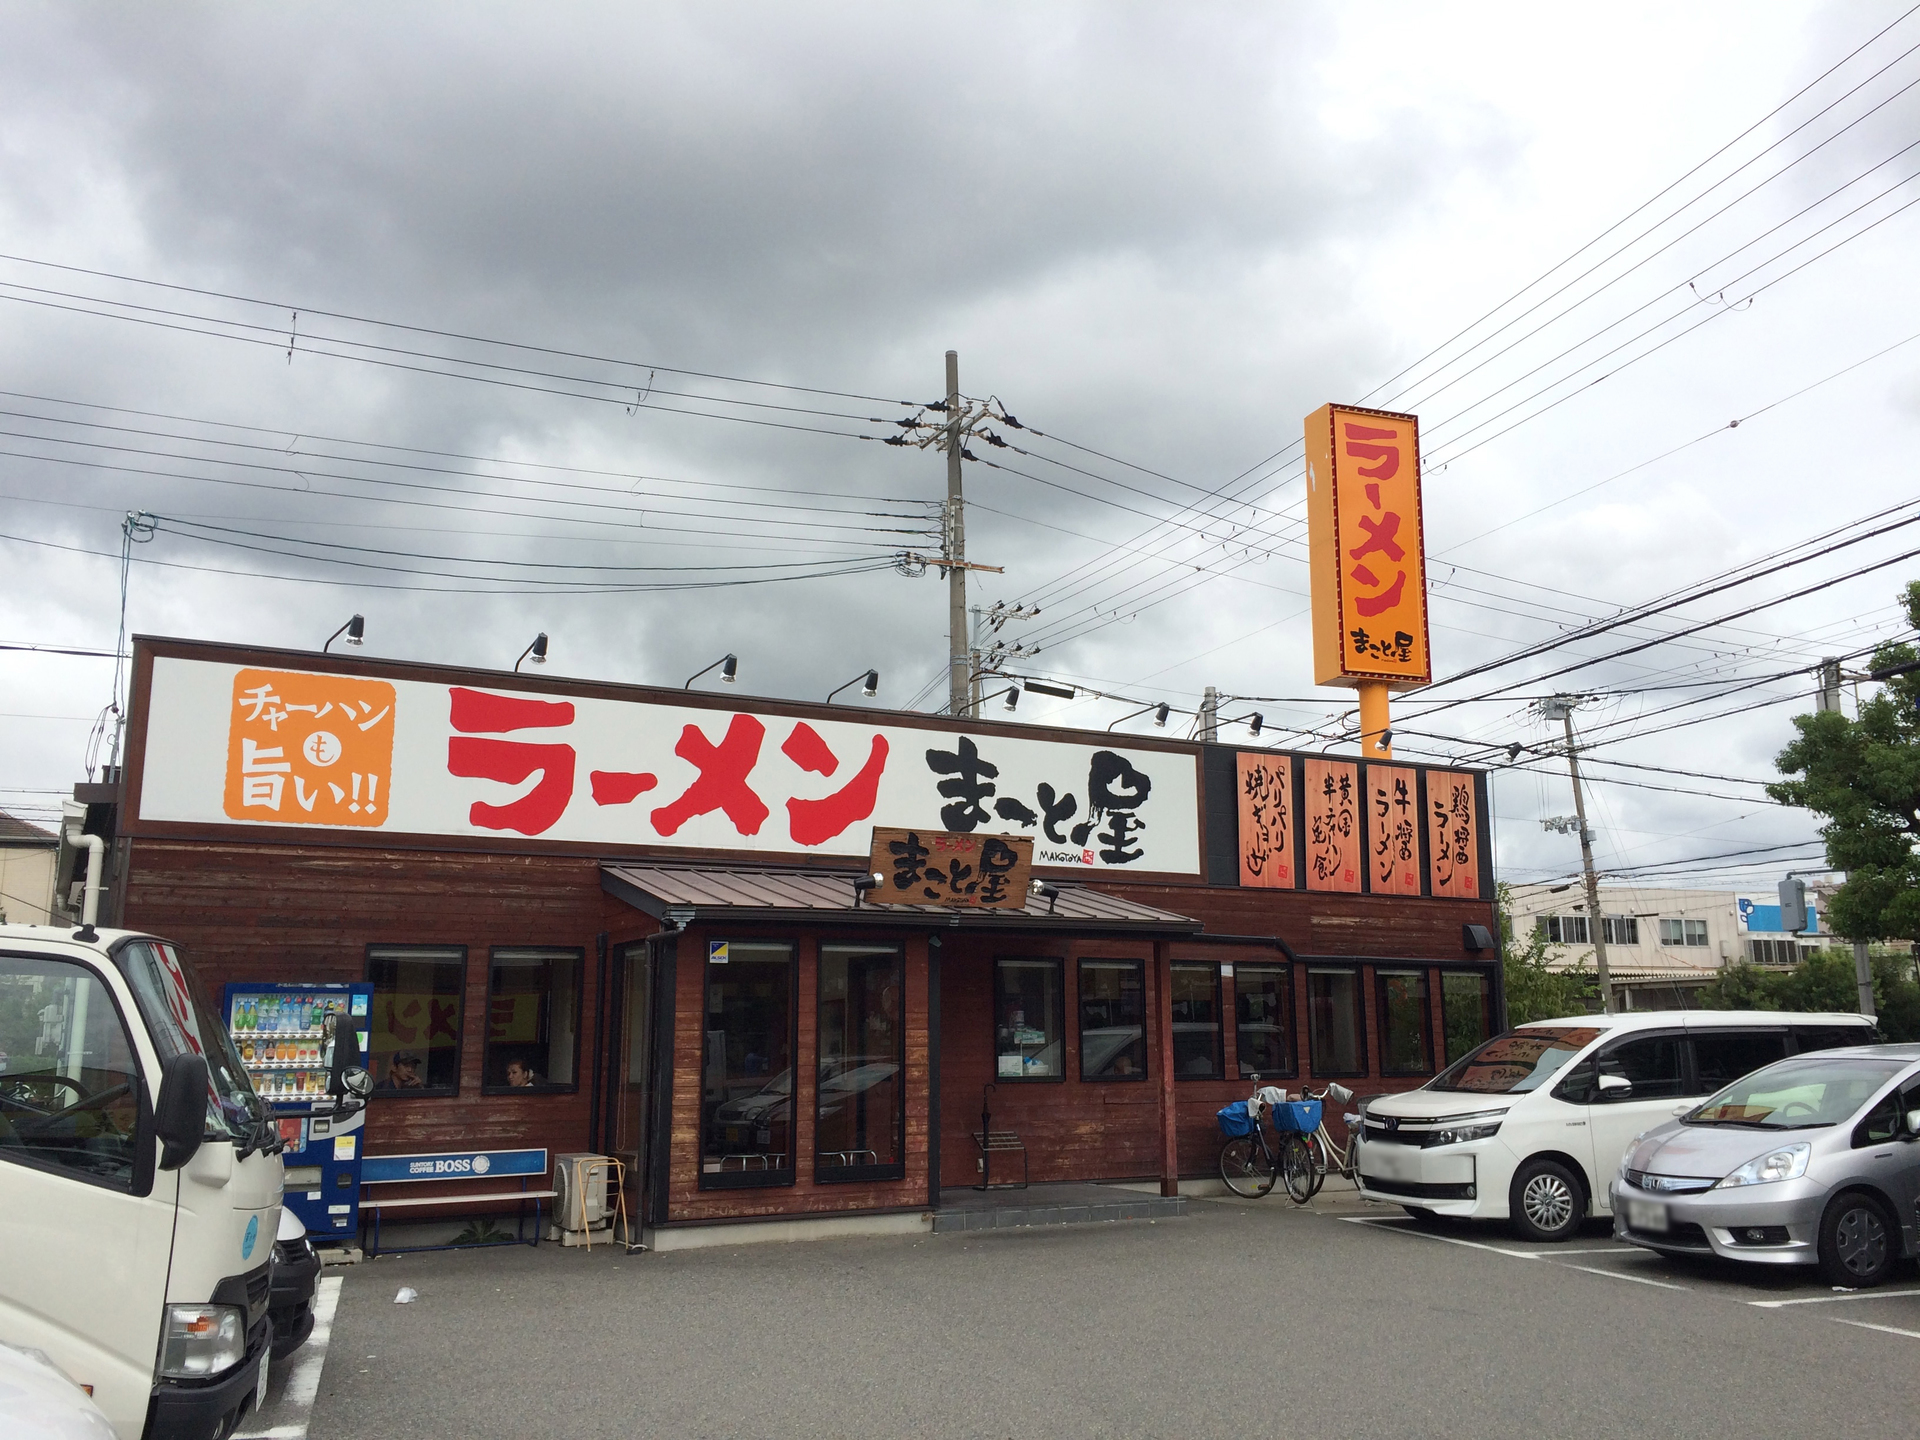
[62, 800, 105, 934]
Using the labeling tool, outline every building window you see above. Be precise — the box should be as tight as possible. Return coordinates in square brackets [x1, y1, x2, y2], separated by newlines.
[815, 943, 905, 1182]
[366, 946, 465, 1096]
[1748, 938, 1806, 966]
[1538, 915, 1590, 944]
[1441, 971, 1492, 1066]
[1234, 964, 1296, 1079]
[1377, 969, 1433, 1076]
[1170, 963, 1223, 1079]
[1601, 916, 1639, 946]
[1078, 959, 1147, 1081]
[701, 941, 796, 1187]
[1307, 968, 1367, 1077]
[483, 948, 581, 1092]
[1659, 918, 1710, 948]
[994, 958, 1063, 1081]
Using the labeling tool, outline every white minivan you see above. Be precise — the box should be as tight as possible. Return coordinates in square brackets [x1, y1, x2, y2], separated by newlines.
[0, 924, 308, 1439]
[1354, 1010, 1877, 1241]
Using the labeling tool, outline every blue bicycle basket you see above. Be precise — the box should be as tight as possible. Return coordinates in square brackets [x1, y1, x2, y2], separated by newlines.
[1215, 1101, 1257, 1138]
[1270, 1099, 1321, 1134]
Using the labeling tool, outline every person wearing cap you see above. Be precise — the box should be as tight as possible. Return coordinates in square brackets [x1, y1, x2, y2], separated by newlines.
[385, 1051, 425, 1089]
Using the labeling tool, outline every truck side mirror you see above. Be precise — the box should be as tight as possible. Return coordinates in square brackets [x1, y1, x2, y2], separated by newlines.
[156, 1052, 210, 1171]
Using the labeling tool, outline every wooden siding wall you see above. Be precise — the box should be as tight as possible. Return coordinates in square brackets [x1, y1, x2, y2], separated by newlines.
[121, 839, 644, 1207]
[661, 924, 930, 1224]
[936, 937, 1167, 1189]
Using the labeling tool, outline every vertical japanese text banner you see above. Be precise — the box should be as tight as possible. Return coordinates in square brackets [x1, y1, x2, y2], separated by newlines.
[1304, 404, 1431, 689]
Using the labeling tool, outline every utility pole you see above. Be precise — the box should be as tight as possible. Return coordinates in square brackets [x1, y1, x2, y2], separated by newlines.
[1545, 695, 1613, 1014]
[1197, 686, 1220, 742]
[944, 350, 969, 719]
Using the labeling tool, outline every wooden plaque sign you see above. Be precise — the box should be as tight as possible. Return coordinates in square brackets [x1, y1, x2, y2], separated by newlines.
[1302, 759, 1361, 893]
[868, 827, 1034, 908]
[1235, 752, 1294, 888]
[1365, 763, 1421, 896]
[1425, 770, 1480, 899]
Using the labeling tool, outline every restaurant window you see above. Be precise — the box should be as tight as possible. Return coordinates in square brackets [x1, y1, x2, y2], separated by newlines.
[1307, 968, 1366, 1077]
[483, 948, 581, 1093]
[994, 958, 1063, 1081]
[1234, 964, 1295, 1079]
[701, 941, 795, 1187]
[816, 943, 905, 1182]
[366, 946, 465, 1096]
[1377, 968, 1433, 1076]
[1441, 971, 1493, 1066]
[1171, 963, 1223, 1080]
[1078, 959, 1146, 1081]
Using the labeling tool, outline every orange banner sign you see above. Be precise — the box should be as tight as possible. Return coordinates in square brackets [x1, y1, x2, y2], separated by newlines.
[1303, 759, 1360, 893]
[1235, 752, 1294, 888]
[1425, 770, 1480, 899]
[222, 668, 396, 826]
[1365, 764, 1421, 895]
[1304, 404, 1431, 688]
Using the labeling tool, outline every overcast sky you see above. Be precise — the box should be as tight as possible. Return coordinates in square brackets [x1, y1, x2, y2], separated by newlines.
[3, 1, 1917, 905]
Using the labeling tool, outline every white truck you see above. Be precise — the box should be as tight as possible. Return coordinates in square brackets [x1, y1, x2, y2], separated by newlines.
[0, 915, 363, 1440]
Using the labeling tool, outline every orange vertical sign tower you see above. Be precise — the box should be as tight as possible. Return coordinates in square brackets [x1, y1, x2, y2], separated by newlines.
[1305, 404, 1431, 756]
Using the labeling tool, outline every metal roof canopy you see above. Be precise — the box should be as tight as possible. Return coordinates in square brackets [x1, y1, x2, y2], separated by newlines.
[601, 862, 1201, 936]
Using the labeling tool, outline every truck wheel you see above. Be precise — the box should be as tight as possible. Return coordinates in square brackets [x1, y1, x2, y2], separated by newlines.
[1508, 1158, 1584, 1242]
[1818, 1191, 1895, 1288]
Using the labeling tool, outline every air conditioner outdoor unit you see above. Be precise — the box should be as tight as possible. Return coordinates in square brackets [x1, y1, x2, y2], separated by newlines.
[550, 1152, 611, 1237]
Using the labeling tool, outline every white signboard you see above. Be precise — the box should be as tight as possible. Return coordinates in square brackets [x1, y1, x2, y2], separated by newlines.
[134, 656, 1202, 875]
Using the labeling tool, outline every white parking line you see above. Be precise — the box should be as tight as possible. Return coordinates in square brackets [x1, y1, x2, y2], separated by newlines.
[1340, 1216, 1541, 1259]
[1833, 1318, 1920, 1340]
[233, 1274, 342, 1440]
[1748, 1288, 1920, 1310]
[1560, 1263, 1689, 1292]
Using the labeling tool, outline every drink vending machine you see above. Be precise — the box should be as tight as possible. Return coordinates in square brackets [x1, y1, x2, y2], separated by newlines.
[222, 981, 374, 1238]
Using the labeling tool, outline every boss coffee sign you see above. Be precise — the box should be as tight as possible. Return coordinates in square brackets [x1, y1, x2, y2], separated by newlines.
[131, 649, 1203, 875]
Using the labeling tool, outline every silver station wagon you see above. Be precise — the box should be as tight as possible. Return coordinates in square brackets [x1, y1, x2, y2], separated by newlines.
[1612, 1044, 1920, 1286]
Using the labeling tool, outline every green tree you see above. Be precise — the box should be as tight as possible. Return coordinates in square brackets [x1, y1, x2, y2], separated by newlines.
[1769, 579, 1920, 943]
[1497, 884, 1598, 1025]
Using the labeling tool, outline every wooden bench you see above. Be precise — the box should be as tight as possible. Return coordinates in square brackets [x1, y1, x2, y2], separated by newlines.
[359, 1148, 558, 1256]
[971, 1131, 1028, 1191]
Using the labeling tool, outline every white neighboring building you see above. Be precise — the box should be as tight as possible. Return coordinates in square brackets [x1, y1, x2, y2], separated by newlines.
[0, 812, 57, 924]
[1503, 883, 1827, 1009]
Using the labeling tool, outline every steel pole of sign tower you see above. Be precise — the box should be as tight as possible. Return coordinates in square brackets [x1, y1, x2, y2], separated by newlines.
[944, 350, 970, 719]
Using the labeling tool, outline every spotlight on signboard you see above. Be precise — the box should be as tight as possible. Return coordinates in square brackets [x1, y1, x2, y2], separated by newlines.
[515, 633, 548, 673]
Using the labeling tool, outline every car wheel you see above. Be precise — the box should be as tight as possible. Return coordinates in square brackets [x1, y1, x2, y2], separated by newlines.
[1508, 1158, 1585, 1242]
[1818, 1191, 1895, 1288]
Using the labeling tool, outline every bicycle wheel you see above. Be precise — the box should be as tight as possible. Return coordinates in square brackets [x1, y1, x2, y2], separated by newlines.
[1219, 1135, 1276, 1198]
[1278, 1135, 1317, 1203]
[1297, 1130, 1328, 1199]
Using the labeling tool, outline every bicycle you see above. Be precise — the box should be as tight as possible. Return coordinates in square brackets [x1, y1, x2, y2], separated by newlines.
[1215, 1079, 1316, 1200]
[1282, 1082, 1362, 1202]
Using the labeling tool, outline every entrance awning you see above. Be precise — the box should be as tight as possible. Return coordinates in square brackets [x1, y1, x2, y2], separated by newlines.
[601, 862, 1201, 936]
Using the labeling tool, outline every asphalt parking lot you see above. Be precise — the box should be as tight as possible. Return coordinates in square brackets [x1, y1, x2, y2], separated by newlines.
[242, 1190, 1920, 1440]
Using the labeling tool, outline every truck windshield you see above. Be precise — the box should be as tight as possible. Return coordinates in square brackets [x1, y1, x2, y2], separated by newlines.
[1429, 1026, 1605, 1094]
[116, 939, 264, 1147]
[1687, 1055, 1906, 1129]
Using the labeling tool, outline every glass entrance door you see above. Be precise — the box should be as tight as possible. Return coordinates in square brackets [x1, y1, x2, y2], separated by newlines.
[609, 941, 655, 1223]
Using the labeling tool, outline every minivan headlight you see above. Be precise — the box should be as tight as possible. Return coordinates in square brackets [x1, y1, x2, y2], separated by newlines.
[1716, 1142, 1811, 1189]
[1429, 1121, 1501, 1147]
[159, 1304, 246, 1378]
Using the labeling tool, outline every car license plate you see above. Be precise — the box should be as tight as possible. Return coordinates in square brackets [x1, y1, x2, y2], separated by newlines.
[255, 1350, 270, 1411]
[1625, 1198, 1669, 1232]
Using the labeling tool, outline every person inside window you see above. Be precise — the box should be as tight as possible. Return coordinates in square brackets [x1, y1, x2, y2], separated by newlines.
[506, 1060, 539, 1088]
[384, 1051, 424, 1089]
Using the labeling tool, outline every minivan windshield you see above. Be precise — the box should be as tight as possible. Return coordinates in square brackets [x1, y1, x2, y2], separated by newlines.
[1686, 1054, 1907, 1129]
[1429, 1026, 1605, 1094]
[115, 938, 266, 1147]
